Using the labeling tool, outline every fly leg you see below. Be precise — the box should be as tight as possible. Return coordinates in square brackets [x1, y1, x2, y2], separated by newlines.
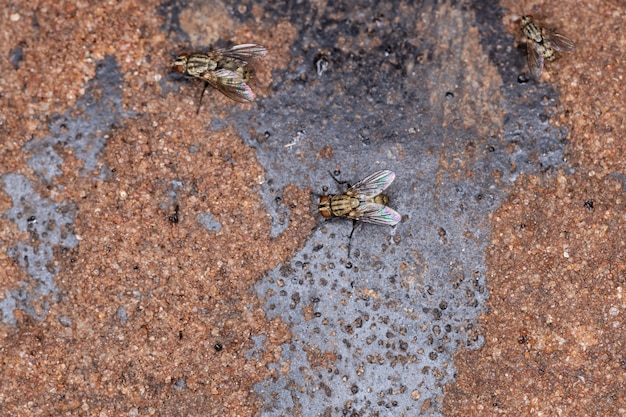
[328, 170, 351, 188]
[196, 82, 209, 114]
[347, 220, 361, 258]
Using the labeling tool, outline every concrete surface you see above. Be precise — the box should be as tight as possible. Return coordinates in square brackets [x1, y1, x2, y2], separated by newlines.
[0, 0, 623, 416]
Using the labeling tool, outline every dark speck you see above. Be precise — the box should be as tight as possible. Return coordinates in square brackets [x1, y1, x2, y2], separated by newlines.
[10, 46, 24, 70]
[314, 52, 330, 76]
[168, 205, 180, 224]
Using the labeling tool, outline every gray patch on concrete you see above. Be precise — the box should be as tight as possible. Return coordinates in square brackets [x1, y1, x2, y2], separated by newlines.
[259, 177, 292, 238]
[116, 306, 128, 324]
[171, 0, 570, 414]
[1, 55, 125, 325]
[24, 55, 125, 181]
[197, 212, 222, 232]
[1, 174, 78, 324]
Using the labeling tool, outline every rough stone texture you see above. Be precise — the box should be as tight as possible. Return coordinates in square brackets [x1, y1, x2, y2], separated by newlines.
[0, 0, 624, 416]
[443, 0, 626, 416]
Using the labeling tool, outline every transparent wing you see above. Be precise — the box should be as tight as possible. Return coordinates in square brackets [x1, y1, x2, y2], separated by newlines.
[547, 32, 575, 52]
[354, 202, 402, 226]
[217, 44, 267, 60]
[526, 41, 544, 78]
[349, 170, 396, 199]
[201, 69, 256, 103]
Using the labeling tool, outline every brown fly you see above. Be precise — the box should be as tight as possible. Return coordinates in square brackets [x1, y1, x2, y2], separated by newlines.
[520, 15, 575, 78]
[318, 169, 402, 256]
[172, 44, 267, 112]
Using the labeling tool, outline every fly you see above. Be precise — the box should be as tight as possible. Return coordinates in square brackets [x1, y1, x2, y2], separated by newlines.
[318, 169, 402, 256]
[520, 15, 575, 78]
[172, 44, 267, 112]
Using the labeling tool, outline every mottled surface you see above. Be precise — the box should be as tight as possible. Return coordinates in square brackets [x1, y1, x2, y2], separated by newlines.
[443, 1, 626, 415]
[0, 0, 624, 416]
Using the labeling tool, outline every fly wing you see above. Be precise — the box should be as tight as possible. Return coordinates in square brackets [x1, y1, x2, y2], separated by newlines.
[217, 44, 268, 60]
[354, 202, 402, 226]
[203, 69, 256, 103]
[547, 32, 575, 52]
[349, 170, 396, 199]
[526, 41, 544, 78]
